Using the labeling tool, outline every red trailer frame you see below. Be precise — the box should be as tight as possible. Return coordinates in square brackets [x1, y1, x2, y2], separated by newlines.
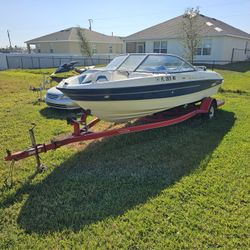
[4, 98, 224, 170]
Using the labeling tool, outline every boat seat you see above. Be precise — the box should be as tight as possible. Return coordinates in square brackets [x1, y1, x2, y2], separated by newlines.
[111, 71, 129, 81]
[96, 75, 108, 82]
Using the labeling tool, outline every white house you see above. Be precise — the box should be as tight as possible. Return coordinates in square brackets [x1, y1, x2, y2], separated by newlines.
[124, 14, 250, 63]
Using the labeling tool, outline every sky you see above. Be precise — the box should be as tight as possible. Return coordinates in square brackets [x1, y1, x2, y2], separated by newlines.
[0, 0, 250, 47]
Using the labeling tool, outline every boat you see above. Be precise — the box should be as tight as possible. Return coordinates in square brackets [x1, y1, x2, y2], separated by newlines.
[57, 53, 223, 122]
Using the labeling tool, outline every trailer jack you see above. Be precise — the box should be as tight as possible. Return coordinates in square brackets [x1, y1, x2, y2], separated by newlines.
[28, 124, 48, 172]
[5, 124, 48, 185]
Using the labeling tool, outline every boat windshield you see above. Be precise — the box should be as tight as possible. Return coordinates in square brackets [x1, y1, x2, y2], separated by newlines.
[105, 55, 127, 70]
[136, 55, 195, 73]
[118, 55, 146, 71]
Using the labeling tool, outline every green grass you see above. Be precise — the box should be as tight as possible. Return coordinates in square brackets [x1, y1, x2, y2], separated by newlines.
[0, 64, 249, 249]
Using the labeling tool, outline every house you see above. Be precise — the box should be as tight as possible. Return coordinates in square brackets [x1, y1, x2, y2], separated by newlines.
[124, 14, 250, 63]
[25, 27, 124, 55]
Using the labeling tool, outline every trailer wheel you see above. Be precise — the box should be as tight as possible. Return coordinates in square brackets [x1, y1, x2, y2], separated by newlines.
[203, 101, 217, 120]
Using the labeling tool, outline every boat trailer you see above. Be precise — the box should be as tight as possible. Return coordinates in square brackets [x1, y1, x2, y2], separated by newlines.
[4, 97, 224, 172]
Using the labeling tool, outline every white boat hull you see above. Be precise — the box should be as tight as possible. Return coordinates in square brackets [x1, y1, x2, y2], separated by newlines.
[75, 85, 221, 122]
[57, 54, 224, 122]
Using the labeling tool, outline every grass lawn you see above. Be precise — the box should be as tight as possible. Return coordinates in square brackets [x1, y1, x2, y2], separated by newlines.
[0, 64, 249, 249]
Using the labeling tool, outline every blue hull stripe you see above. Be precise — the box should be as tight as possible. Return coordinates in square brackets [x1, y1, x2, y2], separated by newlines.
[57, 79, 222, 101]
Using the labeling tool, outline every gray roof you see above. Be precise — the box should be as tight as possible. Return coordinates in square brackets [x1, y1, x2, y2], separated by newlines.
[125, 14, 250, 41]
[26, 27, 123, 44]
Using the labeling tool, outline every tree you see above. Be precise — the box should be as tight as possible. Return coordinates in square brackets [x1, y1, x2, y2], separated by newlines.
[76, 27, 92, 59]
[182, 7, 202, 63]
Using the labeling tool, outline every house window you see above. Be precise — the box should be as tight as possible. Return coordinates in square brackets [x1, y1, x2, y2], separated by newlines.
[92, 44, 97, 54]
[153, 41, 167, 53]
[37, 44, 41, 53]
[153, 41, 160, 53]
[195, 47, 202, 55]
[49, 43, 54, 53]
[245, 41, 248, 54]
[109, 45, 113, 53]
[161, 41, 168, 53]
[195, 39, 212, 56]
[203, 39, 212, 55]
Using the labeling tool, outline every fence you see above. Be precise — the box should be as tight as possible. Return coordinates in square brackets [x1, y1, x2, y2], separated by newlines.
[0, 53, 115, 70]
[1, 48, 250, 70]
[193, 60, 233, 70]
[231, 48, 250, 62]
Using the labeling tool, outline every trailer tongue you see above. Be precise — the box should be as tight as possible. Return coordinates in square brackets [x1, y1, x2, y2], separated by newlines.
[4, 98, 224, 172]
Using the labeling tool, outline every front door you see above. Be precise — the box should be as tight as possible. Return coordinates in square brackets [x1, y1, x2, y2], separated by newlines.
[137, 42, 145, 53]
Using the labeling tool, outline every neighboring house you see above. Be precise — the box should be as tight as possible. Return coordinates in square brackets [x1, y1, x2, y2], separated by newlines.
[124, 14, 250, 62]
[25, 27, 124, 55]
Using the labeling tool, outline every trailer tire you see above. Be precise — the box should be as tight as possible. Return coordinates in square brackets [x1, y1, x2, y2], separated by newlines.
[203, 101, 217, 120]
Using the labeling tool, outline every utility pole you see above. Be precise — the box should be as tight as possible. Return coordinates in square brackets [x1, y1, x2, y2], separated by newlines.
[7, 30, 12, 49]
[88, 19, 93, 31]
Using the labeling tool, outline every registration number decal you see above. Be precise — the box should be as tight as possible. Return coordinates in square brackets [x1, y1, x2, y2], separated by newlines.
[157, 75, 176, 82]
